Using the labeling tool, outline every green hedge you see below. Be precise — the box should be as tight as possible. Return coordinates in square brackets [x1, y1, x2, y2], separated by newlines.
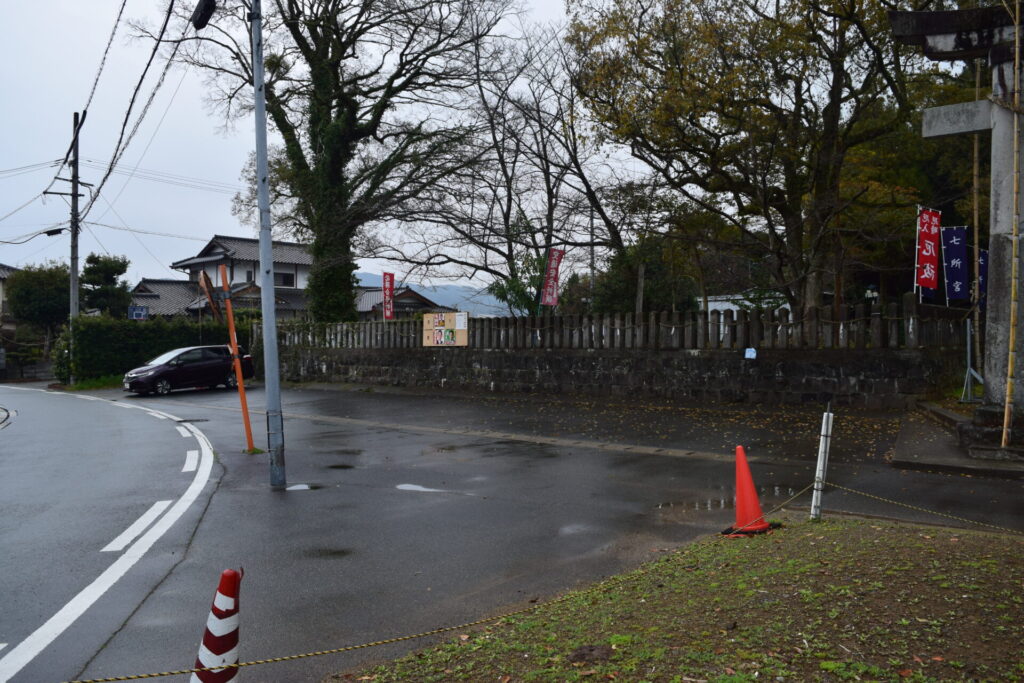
[53, 316, 252, 383]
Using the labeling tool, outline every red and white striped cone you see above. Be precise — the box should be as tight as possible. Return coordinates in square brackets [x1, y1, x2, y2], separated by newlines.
[191, 568, 242, 682]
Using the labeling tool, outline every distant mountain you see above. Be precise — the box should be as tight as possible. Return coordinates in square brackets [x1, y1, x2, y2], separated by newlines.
[356, 273, 508, 317]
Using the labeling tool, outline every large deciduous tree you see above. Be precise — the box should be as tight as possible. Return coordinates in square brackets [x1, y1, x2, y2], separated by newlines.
[158, 0, 514, 321]
[566, 0, 932, 319]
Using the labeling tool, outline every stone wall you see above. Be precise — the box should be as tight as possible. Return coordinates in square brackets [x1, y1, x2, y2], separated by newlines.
[278, 347, 962, 409]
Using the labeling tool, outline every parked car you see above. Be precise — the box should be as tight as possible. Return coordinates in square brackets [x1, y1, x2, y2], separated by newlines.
[123, 345, 254, 396]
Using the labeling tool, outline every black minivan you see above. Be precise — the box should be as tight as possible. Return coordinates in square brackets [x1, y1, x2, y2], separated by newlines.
[123, 345, 254, 396]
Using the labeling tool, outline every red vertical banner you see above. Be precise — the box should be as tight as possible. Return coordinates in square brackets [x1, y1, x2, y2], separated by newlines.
[915, 208, 941, 290]
[382, 272, 395, 320]
[540, 249, 565, 307]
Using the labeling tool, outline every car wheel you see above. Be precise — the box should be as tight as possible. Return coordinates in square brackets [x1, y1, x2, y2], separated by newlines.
[155, 379, 171, 396]
[224, 373, 238, 389]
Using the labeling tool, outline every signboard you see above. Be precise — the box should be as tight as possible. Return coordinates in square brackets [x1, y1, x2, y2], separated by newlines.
[382, 272, 395, 320]
[128, 306, 149, 321]
[915, 208, 941, 290]
[422, 312, 469, 347]
[940, 226, 969, 300]
[540, 248, 565, 306]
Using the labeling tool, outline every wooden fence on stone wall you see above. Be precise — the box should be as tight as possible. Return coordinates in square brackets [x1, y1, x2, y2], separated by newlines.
[272, 293, 971, 352]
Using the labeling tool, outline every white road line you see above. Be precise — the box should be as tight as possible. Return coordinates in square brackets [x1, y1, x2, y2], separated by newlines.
[145, 411, 168, 420]
[100, 501, 173, 553]
[0, 412, 213, 682]
[175, 425, 191, 438]
[182, 450, 199, 473]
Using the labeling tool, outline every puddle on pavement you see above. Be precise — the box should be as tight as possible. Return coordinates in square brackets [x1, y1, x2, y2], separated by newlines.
[558, 523, 594, 536]
[654, 485, 800, 519]
[327, 464, 355, 469]
[286, 484, 325, 491]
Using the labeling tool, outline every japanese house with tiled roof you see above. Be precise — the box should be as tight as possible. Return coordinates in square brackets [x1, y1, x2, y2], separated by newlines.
[131, 235, 451, 320]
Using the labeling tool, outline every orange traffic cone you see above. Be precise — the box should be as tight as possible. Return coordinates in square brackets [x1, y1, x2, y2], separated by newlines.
[191, 569, 242, 682]
[723, 446, 774, 536]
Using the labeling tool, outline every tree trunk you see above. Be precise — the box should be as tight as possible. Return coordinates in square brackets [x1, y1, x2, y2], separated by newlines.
[308, 228, 357, 322]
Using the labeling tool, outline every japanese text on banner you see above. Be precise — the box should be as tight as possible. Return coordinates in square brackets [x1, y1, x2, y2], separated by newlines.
[382, 272, 395, 320]
[940, 226, 969, 300]
[540, 249, 565, 307]
[915, 208, 941, 290]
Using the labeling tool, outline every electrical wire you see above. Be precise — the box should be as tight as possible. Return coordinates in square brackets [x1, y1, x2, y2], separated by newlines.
[0, 224, 68, 245]
[0, 194, 45, 225]
[82, 0, 130, 118]
[80, 160, 242, 195]
[0, 160, 62, 179]
[93, 196, 182, 276]
[82, 220, 208, 241]
[80, 0, 184, 220]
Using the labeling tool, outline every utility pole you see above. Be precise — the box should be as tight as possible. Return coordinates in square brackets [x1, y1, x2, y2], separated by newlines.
[192, 0, 285, 488]
[44, 112, 84, 385]
[70, 112, 80, 333]
[250, 0, 287, 488]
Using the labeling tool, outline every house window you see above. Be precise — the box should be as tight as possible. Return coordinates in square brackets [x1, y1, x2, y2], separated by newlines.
[274, 272, 295, 288]
[246, 270, 253, 282]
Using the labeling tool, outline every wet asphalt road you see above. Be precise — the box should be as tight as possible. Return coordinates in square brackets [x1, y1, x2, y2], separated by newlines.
[1, 382, 1021, 682]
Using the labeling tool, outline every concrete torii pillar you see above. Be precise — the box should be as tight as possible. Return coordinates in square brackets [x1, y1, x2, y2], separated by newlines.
[891, 7, 1024, 420]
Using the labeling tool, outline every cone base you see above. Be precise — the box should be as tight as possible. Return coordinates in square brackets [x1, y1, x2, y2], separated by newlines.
[721, 521, 782, 537]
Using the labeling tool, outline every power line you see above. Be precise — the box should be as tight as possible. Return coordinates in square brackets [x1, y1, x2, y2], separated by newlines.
[0, 194, 44, 224]
[80, 160, 242, 195]
[82, 220, 208, 241]
[82, 0, 131, 117]
[0, 223, 68, 245]
[80, 0, 182, 220]
[94, 195, 181, 276]
[0, 160, 62, 178]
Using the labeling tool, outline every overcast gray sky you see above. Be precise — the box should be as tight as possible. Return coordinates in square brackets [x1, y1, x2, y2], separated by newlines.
[0, 1, 567, 286]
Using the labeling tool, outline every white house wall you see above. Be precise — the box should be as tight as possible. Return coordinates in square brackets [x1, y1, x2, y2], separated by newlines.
[194, 260, 309, 289]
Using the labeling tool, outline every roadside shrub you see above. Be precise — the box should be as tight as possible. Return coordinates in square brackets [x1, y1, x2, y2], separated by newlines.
[53, 316, 252, 383]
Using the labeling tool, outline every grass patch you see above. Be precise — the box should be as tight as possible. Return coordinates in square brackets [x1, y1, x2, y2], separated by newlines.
[336, 519, 1024, 682]
[70, 374, 123, 390]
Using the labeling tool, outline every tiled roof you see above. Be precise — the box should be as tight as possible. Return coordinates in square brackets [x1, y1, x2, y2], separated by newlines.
[131, 279, 200, 316]
[355, 286, 452, 313]
[184, 284, 308, 312]
[171, 235, 312, 269]
[0, 263, 21, 280]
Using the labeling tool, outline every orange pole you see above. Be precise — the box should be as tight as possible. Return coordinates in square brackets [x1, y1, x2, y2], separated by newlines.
[219, 265, 255, 452]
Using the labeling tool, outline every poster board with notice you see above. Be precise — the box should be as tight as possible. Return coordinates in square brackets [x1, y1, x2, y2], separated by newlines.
[423, 312, 469, 347]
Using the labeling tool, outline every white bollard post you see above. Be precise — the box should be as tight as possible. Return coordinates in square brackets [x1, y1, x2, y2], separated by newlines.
[810, 409, 834, 521]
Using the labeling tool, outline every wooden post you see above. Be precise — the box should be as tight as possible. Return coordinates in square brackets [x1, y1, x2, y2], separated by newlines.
[749, 309, 762, 348]
[804, 307, 818, 348]
[737, 310, 750, 349]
